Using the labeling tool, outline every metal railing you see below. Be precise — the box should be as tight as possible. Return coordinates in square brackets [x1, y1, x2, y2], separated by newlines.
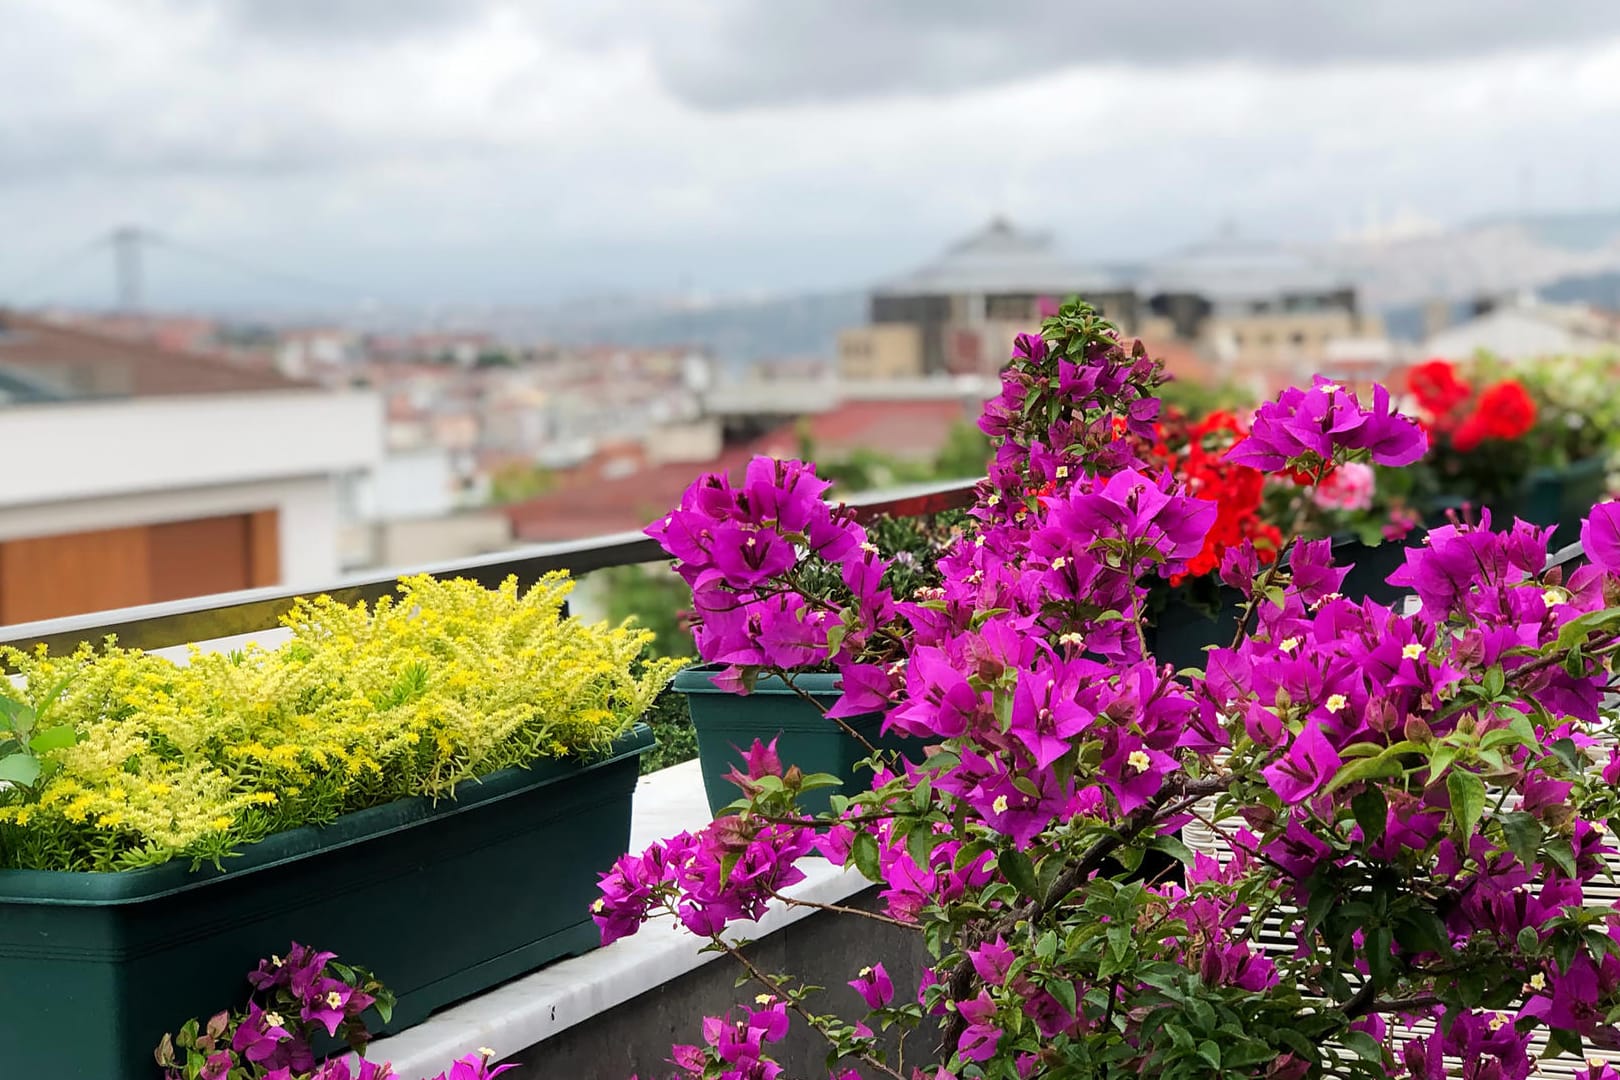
[0, 475, 1590, 658]
[0, 477, 980, 656]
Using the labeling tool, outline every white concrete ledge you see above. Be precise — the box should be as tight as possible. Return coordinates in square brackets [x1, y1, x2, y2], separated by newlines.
[362, 759, 867, 1080]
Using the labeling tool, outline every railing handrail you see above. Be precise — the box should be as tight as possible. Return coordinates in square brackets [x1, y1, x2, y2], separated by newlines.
[0, 477, 981, 655]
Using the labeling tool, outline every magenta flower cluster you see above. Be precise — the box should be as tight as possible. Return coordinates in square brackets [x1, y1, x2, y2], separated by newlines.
[610, 298, 1620, 1080]
[157, 943, 513, 1080]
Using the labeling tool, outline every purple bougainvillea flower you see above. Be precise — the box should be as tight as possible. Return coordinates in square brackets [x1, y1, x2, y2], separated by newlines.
[1006, 662, 1093, 770]
[723, 737, 783, 797]
[1261, 721, 1341, 805]
[1287, 537, 1349, 605]
[1229, 379, 1425, 472]
[1340, 383, 1427, 466]
[827, 661, 896, 719]
[232, 1001, 295, 1066]
[1582, 501, 1620, 575]
[968, 938, 1015, 986]
[848, 962, 895, 1009]
[957, 991, 1002, 1063]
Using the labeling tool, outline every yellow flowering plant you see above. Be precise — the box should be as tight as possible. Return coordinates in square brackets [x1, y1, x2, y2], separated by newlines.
[0, 572, 685, 872]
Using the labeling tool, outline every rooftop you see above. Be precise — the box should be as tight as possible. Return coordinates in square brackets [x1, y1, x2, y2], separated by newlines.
[0, 312, 310, 401]
[1142, 227, 1350, 302]
[877, 217, 1124, 297]
[505, 398, 977, 542]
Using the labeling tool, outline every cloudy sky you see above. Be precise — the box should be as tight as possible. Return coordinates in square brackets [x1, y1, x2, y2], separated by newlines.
[3, 0, 1620, 310]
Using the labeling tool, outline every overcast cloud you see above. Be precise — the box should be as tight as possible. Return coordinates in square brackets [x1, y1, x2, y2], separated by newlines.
[2, 0, 1619, 309]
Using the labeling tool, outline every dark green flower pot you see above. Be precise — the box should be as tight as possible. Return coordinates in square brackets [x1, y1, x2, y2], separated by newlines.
[1506, 456, 1608, 548]
[674, 667, 918, 818]
[0, 725, 653, 1080]
[1429, 455, 1608, 548]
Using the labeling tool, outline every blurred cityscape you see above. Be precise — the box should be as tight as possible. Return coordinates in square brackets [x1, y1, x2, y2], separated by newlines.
[6, 2, 1620, 627]
[4, 206, 1620, 624]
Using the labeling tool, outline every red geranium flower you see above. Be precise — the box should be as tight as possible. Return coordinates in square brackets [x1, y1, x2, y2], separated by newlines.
[1408, 359, 1471, 423]
[1453, 379, 1535, 452]
[1477, 379, 1535, 440]
[1149, 408, 1280, 583]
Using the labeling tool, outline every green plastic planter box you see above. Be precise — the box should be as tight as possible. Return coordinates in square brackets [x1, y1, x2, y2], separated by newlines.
[1507, 456, 1609, 548]
[1429, 455, 1608, 548]
[673, 667, 919, 818]
[0, 724, 653, 1080]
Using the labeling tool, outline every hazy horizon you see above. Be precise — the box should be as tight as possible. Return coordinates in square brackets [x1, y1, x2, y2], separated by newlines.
[5, 1, 1620, 311]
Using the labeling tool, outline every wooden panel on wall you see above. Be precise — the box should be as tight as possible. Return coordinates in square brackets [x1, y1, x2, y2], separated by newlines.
[0, 524, 153, 625]
[148, 514, 253, 603]
[246, 509, 281, 588]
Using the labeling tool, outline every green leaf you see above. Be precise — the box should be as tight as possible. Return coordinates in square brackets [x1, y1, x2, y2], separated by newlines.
[1427, 745, 1457, 784]
[1, 702, 35, 737]
[1326, 751, 1404, 793]
[998, 848, 1039, 897]
[850, 830, 881, 881]
[954, 838, 992, 873]
[1046, 975, 1077, 1017]
[1549, 737, 1583, 775]
[1340, 1030, 1384, 1064]
[905, 821, 935, 870]
[1393, 909, 1450, 956]
[1545, 1026, 1583, 1060]
[1352, 787, 1387, 846]
[1108, 923, 1132, 963]
[0, 753, 41, 787]
[29, 723, 79, 753]
[1500, 811, 1543, 870]
[1545, 837, 1578, 878]
[1554, 607, 1620, 652]
[1482, 664, 1505, 699]
[1148, 834, 1194, 866]
[1223, 1041, 1278, 1069]
[1365, 924, 1394, 989]
[1196, 1041, 1222, 1069]
[1448, 770, 1486, 839]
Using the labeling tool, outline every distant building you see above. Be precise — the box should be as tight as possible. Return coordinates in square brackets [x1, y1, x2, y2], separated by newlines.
[504, 395, 984, 543]
[1421, 295, 1620, 362]
[0, 312, 382, 624]
[840, 220, 1384, 391]
[1140, 230, 1379, 382]
[841, 218, 1137, 379]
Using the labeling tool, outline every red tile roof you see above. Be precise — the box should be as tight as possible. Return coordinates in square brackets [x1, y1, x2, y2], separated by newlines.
[797, 398, 975, 460]
[506, 438, 777, 543]
[504, 397, 979, 543]
[0, 312, 311, 397]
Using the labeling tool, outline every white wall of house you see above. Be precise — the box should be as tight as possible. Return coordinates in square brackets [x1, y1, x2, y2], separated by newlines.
[351, 446, 456, 522]
[0, 389, 383, 588]
[0, 390, 381, 507]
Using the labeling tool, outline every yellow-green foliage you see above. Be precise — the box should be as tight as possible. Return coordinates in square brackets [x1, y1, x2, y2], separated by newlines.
[0, 573, 685, 872]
